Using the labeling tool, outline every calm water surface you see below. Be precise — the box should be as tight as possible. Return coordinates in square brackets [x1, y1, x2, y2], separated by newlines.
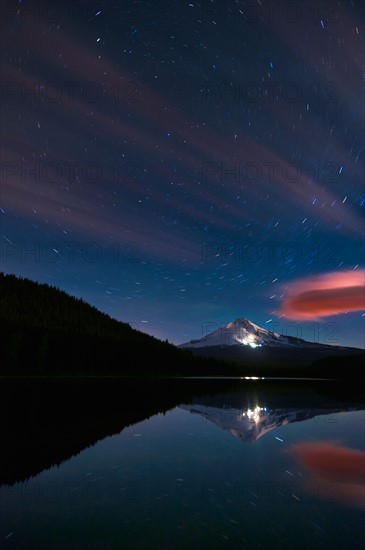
[1, 379, 364, 549]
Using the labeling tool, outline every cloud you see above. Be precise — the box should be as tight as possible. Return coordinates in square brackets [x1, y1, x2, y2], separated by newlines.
[279, 270, 365, 320]
[289, 441, 365, 509]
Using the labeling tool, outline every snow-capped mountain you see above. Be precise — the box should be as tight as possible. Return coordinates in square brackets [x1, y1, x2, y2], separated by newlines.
[178, 317, 364, 371]
[179, 318, 330, 349]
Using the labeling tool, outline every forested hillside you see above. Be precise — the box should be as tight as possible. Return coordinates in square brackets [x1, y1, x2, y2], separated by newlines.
[0, 272, 237, 376]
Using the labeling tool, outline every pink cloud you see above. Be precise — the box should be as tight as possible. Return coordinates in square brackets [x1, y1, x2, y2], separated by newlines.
[279, 270, 365, 320]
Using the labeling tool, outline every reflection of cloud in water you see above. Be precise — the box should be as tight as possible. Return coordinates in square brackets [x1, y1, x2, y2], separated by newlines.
[290, 442, 365, 509]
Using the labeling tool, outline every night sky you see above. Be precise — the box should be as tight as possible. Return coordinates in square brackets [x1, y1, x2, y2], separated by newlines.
[1, 0, 364, 348]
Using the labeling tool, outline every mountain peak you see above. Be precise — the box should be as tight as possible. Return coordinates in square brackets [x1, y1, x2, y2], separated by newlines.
[180, 317, 283, 349]
[226, 318, 261, 330]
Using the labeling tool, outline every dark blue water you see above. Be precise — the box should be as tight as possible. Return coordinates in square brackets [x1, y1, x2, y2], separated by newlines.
[1, 379, 364, 549]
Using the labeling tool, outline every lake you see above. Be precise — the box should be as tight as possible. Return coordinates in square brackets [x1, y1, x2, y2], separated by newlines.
[1, 378, 364, 549]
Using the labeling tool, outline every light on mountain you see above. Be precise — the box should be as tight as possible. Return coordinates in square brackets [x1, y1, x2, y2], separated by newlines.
[248, 342, 261, 348]
[237, 332, 262, 348]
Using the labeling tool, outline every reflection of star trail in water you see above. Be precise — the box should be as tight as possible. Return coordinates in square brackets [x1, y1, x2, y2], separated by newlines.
[1, 1, 364, 346]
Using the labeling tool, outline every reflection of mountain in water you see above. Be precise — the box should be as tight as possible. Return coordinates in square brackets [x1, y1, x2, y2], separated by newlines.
[180, 403, 358, 443]
[1, 379, 364, 486]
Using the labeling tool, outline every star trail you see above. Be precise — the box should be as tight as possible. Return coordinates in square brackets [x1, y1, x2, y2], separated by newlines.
[1, 0, 364, 347]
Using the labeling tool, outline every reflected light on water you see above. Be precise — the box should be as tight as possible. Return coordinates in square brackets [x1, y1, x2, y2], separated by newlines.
[241, 405, 266, 424]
